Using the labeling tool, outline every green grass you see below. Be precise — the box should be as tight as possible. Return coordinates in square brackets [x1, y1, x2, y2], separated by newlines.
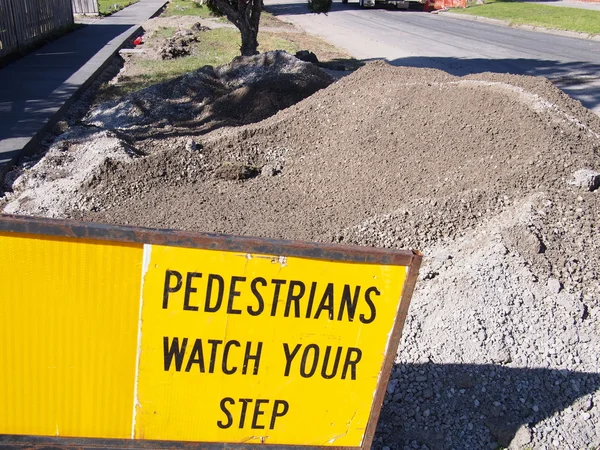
[259, 33, 299, 54]
[153, 26, 178, 39]
[95, 0, 357, 101]
[162, 0, 219, 18]
[137, 29, 300, 82]
[98, 28, 303, 100]
[138, 28, 241, 79]
[452, 0, 600, 35]
[98, 0, 139, 16]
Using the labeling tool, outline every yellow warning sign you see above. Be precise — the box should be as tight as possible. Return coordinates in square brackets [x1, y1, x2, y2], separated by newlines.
[0, 216, 420, 449]
[135, 245, 406, 445]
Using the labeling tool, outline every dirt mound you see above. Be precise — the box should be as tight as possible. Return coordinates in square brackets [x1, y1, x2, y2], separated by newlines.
[67, 62, 599, 243]
[84, 50, 333, 135]
[159, 29, 200, 60]
[2, 60, 600, 449]
[2, 128, 138, 217]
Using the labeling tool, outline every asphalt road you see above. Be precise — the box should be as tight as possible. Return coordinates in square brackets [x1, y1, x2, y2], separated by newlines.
[264, 0, 600, 114]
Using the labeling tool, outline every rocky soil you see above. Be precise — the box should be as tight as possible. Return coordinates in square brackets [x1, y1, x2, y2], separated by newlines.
[2, 52, 599, 450]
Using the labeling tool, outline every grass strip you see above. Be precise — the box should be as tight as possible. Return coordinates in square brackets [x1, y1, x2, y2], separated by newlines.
[98, 28, 300, 99]
[98, 0, 139, 16]
[96, 1, 361, 101]
[162, 0, 218, 17]
[135, 29, 299, 82]
[452, 0, 600, 35]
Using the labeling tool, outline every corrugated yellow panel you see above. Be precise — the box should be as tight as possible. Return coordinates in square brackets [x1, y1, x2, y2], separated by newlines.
[0, 232, 143, 438]
[135, 245, 406, 446]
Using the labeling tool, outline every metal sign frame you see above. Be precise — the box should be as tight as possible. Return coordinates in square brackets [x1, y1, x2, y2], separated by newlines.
[0, 214, 421, 450]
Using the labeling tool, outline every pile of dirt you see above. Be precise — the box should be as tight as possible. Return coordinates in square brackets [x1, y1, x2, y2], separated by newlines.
[84, 50, 333, 135]
[158, 24, 211, 60]
[2, 59, 600, 449]
[159, 29, 200, 60]
[2, 128, 139, 217]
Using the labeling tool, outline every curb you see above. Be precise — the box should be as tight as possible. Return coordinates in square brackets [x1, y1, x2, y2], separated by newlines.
[440, 11, 600, 42]
[19, 24, 144, 157]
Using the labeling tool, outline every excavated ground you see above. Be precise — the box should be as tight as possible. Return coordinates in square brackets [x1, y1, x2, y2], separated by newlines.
[2, 53, 599, 450]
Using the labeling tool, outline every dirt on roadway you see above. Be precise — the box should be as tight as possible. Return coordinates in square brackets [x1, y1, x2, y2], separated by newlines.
[1, 52, 599, 450]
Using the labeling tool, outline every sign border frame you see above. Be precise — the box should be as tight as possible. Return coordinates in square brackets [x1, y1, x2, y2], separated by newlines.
[0, 213, 422, 450]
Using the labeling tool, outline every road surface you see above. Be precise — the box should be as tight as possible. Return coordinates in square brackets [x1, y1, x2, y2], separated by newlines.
[264, 0, 600, 114]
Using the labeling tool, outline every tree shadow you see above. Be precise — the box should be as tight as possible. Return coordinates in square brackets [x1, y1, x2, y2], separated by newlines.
[126, 75, 330, 140]
[376, 363, 600, 449]
[265, 0, 345, 15]
[388, 55, 600, 112]
[264, 0, 424, 16]
[318, 57, 366, 71]
[83, 52, 335, 143]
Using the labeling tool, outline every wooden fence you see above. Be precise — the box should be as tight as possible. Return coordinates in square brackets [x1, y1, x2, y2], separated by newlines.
[71, 0, 98, 14]
[0, 0, 74, 59]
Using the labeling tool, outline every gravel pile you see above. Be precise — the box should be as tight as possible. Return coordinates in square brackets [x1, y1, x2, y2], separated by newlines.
[84, 50, 333, 134]
[2, 57, 599, 449]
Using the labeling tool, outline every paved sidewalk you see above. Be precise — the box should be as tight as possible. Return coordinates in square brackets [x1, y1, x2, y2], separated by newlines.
[0, 0, 167, 176]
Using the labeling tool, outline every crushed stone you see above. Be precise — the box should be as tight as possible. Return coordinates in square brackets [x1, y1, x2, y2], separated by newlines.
[2, 128, 139, 217]
[568, 168, 600, 191]
[2, 58, 600, 450]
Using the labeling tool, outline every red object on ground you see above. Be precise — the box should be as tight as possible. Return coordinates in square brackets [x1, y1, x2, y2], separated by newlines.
[426, 0, 465, 9]
[133, 36, 143, 46]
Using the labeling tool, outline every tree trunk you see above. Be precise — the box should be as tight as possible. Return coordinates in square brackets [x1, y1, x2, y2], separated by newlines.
[209, 0, 262, 57]
[238, 0, 261, 56]
[239, 20, 259, 56]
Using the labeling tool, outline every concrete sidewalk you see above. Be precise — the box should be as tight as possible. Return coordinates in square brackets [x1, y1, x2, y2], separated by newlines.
[0, 0, 167, 177]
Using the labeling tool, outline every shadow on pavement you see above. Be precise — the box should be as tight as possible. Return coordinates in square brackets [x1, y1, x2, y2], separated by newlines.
[388, 55, 600, 112]
[0, 23, 136, 173]
[376, 363, 600, 449]
[265, 0, 424, 15]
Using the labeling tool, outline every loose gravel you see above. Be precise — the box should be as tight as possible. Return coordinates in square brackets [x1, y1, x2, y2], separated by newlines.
[2, 55, 599, 450]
